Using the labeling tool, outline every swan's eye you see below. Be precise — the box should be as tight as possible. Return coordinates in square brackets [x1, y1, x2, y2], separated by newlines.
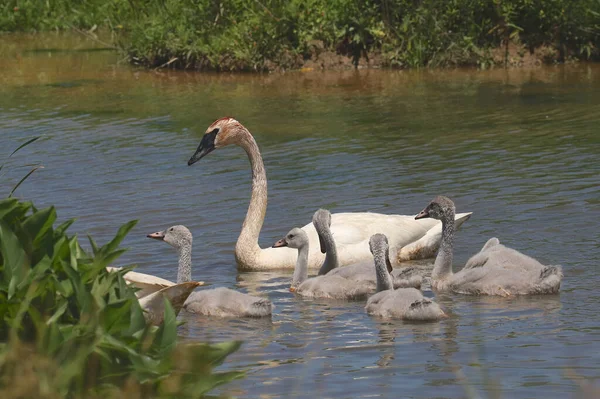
[169, 228, 174, 232]
[288, 234, 294, 239]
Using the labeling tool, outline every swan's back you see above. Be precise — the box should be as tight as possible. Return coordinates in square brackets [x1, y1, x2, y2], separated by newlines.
[184, 287, 272, 317]
[365, 288, 445, 321]
[451, 242, 563, 295]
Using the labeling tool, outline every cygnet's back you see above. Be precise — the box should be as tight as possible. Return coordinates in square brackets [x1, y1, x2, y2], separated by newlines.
[185, 287, 272, 317]
[327, 262, 423, 289]
[365, 287, 446, 321]
[452, 238, 562, 296]
[364, 234, 446, 321]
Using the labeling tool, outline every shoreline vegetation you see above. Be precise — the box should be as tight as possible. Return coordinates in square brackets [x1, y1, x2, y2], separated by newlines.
[0, 140, 243, 398]
[2, 0, 600, 72]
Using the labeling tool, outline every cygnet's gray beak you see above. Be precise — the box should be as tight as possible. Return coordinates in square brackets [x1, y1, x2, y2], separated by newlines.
[147, 231, 165, 240]
[272, 238, 288, 248]
[415, 209, 430, 220]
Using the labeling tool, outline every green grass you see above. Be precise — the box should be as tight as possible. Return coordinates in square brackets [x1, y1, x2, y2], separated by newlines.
[2, 1, 600, 70]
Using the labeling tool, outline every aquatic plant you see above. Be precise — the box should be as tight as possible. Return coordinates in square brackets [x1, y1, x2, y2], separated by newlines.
[0, 197, 243, 397]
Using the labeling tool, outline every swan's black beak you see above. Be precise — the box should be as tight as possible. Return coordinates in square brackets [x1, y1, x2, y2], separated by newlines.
[415, 209, 430, 220]
[147, 231, 165, 241]
[272, 238, 288, 248]
[188, 129, 218, 166]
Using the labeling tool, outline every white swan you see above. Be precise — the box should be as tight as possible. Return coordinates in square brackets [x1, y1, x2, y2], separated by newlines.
[147, 225, 273, 317]
[105, 267, 183, 298]
[139, 281, 202, 325]
[274, 227, 376, 300]
[415, 196, 563, 296]
[364, 234, 446, 321]
[187, 117, 474, 271]
[312, 209, 422, 289]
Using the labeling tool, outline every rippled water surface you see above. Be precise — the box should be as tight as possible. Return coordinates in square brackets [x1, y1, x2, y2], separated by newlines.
[1, 33, 599, 398]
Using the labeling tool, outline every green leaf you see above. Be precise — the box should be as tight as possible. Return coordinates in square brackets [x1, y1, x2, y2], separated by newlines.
[0, 221, 28, 290]
[46, 301, 68, 325]
[22, 206, 57, 247]
[9, 165, 44, 198]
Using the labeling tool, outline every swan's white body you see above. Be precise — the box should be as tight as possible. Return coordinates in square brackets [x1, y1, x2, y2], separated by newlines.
[416, 196, 563, 296]
[187, 117, 473, 271]
[106, 267, 180, 298]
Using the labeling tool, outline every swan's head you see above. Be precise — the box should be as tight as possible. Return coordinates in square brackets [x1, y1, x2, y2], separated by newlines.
[188, 117, 246, 165]
[312, 208, 331, 254]
[415, 195, 455, 221]
[369, 234, 393, 273]
[272, 227, 308, 250]
[147, 225, 192, 249]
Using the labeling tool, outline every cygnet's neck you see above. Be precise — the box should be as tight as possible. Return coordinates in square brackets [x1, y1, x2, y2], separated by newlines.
[433, 210, 455, 281]
[374, 250, 394, 292]
[292, 244, 309, 288]
[176, 243, 192, 284]
[317, 228, 338, 275]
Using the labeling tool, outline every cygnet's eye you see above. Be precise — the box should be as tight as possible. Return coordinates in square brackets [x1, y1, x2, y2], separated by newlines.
[288, 234, 295, 240]
[169, 228, 174, 232]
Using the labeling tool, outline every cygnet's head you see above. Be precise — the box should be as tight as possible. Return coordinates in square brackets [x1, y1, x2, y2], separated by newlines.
[272, 227, 308, 249]
[415, 195, 455, 221]
[369, 233, 393, 272]
[312, 208, 332, 253]
[147, 225, 193, 249]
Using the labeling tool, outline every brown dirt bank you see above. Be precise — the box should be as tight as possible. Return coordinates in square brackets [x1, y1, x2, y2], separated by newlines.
[160, 42, 585, 73]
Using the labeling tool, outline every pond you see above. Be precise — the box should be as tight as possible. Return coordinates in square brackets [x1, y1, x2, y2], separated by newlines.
[1, 33, 599, 398]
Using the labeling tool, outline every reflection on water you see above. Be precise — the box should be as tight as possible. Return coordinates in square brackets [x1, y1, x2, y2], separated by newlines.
[1, 33, 599, 398]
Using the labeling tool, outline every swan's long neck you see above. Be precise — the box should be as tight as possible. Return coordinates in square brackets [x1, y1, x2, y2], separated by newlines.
[177, 243, 192, 284]
[292, 244, 309, 288]
[318, 229, 338, 275]
[235, 132, 267, 267]
[374, 251, 394, 292]
[432, 211, 455, 281]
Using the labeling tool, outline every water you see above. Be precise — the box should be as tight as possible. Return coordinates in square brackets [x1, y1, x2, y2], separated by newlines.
[1, 33, 599, 398]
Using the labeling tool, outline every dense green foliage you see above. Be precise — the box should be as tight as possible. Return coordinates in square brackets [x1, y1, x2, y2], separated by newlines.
[2, 0, 600, 70]
[0, 196, 243, 397]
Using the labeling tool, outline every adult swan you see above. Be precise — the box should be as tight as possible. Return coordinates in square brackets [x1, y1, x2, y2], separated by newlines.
[188, 117, 472, 271]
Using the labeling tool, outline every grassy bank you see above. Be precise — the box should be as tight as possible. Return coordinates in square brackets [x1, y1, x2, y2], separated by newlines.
[2, 0, 600, 71]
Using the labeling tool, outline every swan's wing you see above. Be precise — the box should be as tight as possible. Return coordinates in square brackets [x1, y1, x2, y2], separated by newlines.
[463, 252, 491, 269]
[480, 237, 500, 252]
[397, 212, 473, 261]
[139, 282, 201, 325]
[106, 267, 176, 298]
